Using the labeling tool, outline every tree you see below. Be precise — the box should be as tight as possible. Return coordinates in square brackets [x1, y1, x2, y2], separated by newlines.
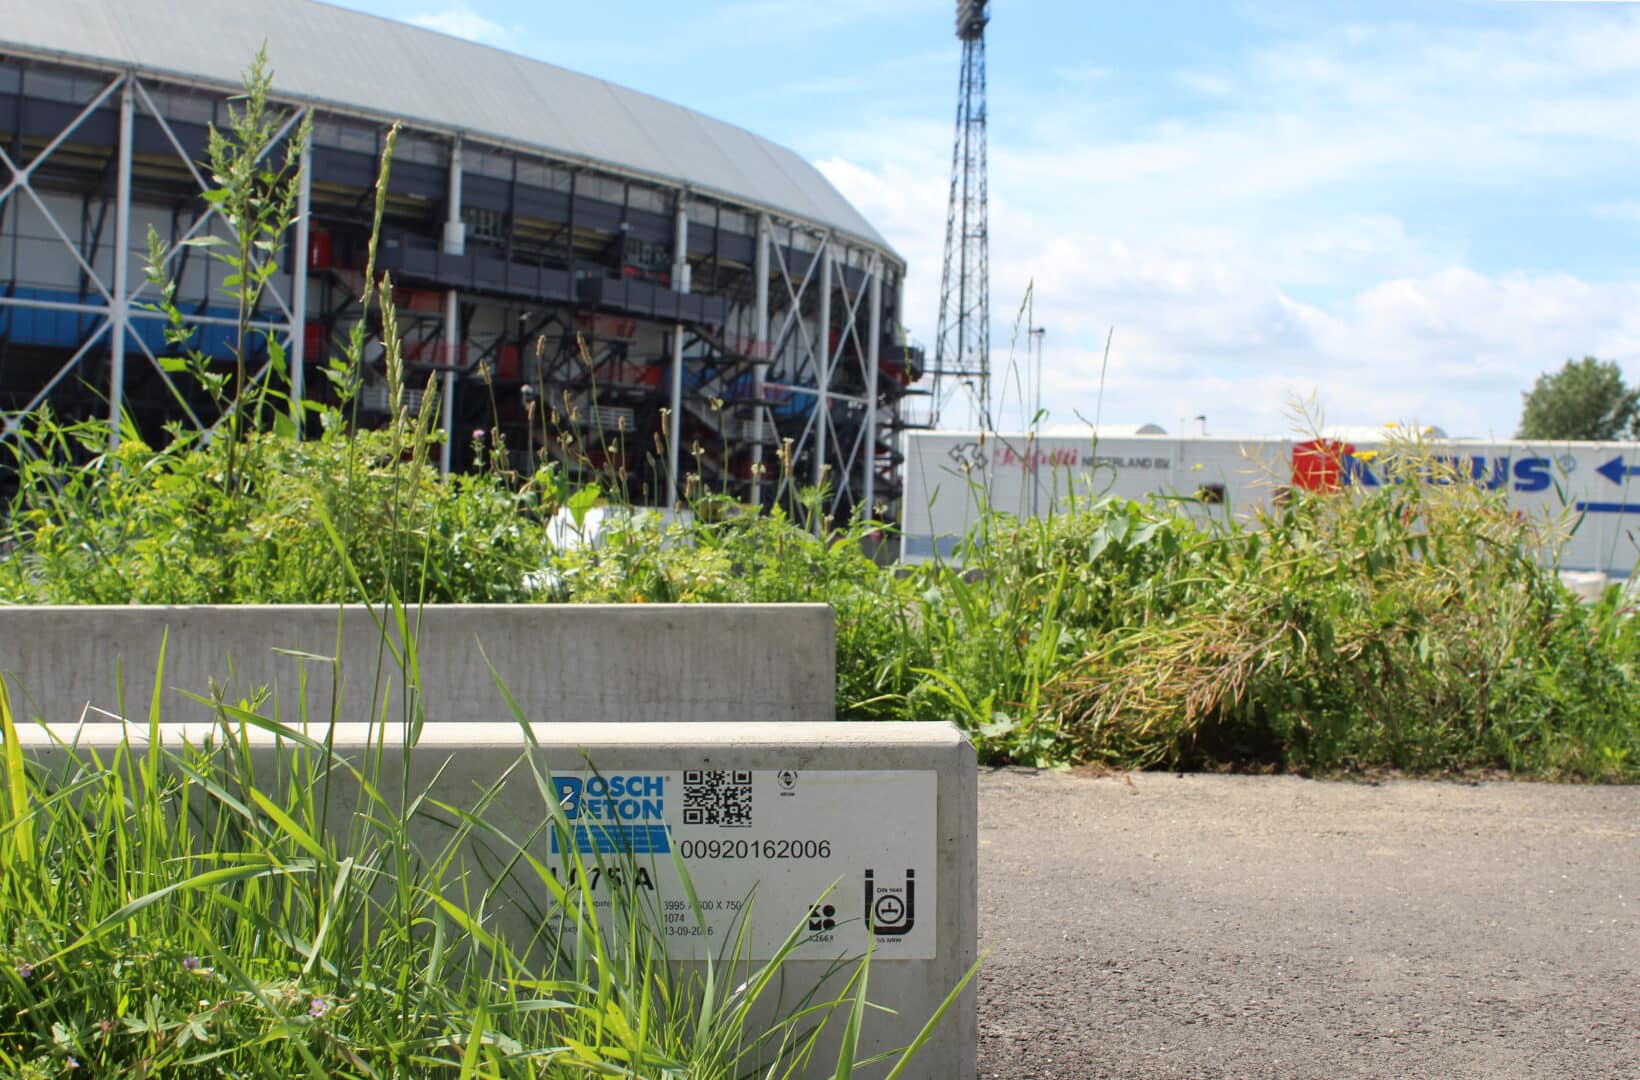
[1516, 356, 1640, 441]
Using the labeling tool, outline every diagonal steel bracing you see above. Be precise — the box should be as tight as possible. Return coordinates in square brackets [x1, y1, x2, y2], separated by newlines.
[0, 70, 309, 448]
[0, 72, 127, 444]
[751, 218, 882, 519]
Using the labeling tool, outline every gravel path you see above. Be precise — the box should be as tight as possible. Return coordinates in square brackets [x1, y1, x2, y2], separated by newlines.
[976, 768, 1640, 1079]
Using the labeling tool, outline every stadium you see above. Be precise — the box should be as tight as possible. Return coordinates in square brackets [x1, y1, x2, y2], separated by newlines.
[0, 0, 921, 516]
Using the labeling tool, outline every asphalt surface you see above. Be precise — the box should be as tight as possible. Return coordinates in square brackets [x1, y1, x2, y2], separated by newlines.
[976, 768, 1640, 1079]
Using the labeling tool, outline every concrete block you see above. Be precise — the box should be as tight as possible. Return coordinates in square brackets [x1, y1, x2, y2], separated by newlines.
[0, 604, 834, 726]
[12, 719, 977, 1079]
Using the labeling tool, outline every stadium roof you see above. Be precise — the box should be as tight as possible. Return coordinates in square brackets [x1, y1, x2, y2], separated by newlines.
[0, 0, 895, 255]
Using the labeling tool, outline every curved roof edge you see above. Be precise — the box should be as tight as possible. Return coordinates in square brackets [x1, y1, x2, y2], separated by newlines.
[0, 0, 899, 261]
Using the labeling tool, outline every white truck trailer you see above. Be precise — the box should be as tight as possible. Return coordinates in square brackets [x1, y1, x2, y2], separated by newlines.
[900, 430, 1640, 581]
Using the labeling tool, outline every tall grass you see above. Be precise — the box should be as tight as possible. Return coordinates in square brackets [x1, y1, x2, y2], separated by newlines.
[0, 649, 967, 1076]
[0, 52, 973, 1076]
[538, 439, 1640, 779]
[1039, 431, 1640, 777]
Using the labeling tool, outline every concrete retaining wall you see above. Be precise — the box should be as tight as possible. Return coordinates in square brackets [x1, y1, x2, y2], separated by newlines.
[0, 604, 834, 726]
[12, 719, 976, 1079]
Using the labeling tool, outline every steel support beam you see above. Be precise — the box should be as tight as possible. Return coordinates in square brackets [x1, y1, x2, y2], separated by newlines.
[0, 294, 280, 334]
[108, 75, 133, 444]
[667, 192, 688, 505]
[0, 295, 103, 316]
[814, 243, 831, 493]
[289, 128, 312, 428]
[762, 383, 868, 406]
[441, 136, 463, 474]
[750, 212, 770, 504]
[442, 290, 458, 472]
[864, 254, 882, 518]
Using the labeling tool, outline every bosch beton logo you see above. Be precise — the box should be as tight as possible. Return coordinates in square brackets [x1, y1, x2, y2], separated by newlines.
[551, 774, 669, 855]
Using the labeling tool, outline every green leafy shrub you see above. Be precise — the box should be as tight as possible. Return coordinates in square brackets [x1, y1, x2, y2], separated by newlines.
[884, 497, 1225, 764]
[1045, 438, 1640, 777]
[548, 494, 917, 726]
[0, 421, 555, 606]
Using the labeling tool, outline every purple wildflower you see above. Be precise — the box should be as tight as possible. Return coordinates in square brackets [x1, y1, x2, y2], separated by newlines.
[182, 955, 201, 972]
[17, 962, 33, 980]
[66, 1056, 78, 1070]
[308, 997, 328, 1019]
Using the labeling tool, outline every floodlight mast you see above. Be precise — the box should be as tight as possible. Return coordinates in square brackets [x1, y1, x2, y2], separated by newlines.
[931, 0, 991, 430]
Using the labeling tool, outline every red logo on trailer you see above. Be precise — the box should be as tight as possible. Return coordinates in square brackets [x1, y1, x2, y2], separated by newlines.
[1291, 439, 1353, 492]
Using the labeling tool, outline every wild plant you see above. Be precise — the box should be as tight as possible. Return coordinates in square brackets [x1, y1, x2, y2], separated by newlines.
[0, 643, 972, 1076]
[0, 60, 556, 607]
[1045, 427, 1640, 777]
[0, 49, 974, 1076]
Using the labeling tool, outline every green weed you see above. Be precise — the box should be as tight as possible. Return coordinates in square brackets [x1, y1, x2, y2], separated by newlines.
[0, 51, 972, 1077]
[0, 656, 970, 1077]
[1044, 429, 1640, 777]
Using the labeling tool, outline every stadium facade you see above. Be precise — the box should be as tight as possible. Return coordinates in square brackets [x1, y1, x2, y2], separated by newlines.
[0, 0, 922, 515]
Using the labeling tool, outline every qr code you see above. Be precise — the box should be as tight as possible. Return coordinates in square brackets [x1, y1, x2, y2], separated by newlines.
[683, 770, 753, 827]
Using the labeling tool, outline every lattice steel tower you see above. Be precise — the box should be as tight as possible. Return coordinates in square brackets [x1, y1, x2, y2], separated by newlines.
[931, 0, 991, 429]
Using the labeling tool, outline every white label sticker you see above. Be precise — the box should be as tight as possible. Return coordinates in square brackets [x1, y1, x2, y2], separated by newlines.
[545, 769, 937, 960]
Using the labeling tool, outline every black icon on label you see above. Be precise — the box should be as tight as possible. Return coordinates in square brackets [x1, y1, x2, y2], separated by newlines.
[948, 441, 987, 470]
[807, 903, 836, 932]
[864, 868, 915, 936]
[777, 769, 799, 792]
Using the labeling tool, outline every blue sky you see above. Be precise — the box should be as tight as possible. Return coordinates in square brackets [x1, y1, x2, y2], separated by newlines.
[327, 0, 1640, 439]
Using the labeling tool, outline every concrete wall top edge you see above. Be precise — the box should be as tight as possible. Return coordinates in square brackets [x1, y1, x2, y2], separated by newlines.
[11, 720, 972, 753]
[0, 602, 836, 726]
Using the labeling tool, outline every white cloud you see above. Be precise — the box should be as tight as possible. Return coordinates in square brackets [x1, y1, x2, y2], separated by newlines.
[1595, 200, 1640, 225]
[1172, 69, 1235, 98]
[816, 8, 1640, 438]
[407, 5, 508, 44]
[1054, 64, 1115, 89]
